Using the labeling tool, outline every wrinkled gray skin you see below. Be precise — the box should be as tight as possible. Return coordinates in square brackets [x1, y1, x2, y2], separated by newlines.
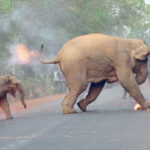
[40, 33, 150, 114]
[0, 74, 26, 119]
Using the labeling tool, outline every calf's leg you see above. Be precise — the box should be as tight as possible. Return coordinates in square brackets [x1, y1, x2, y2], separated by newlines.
[0, 98, 13, 119]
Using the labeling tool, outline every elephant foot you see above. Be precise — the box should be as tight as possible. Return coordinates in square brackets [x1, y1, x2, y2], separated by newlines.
[141, 102, 150, 110]
[23, 104, 27, 109]
[63, 107, 76, 114]
[6, 116, 13, 120]
[77, 100, 87, 112]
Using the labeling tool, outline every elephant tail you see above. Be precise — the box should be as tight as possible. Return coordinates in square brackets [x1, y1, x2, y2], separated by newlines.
[39, 44, 60, 64]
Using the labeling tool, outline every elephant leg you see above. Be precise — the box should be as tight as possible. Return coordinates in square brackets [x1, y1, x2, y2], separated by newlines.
[62, 72, 88, 114]
[116, 65, 150, 110]
[123, 89, 127, 99]
[62, 83, 88, 114]
[77, 80, 106, 112]
[0, 98, 13, 119]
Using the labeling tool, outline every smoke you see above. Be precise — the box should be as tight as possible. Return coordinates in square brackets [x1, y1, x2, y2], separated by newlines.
[9, 1, 69, 45]
[0, 1, 71, 75]
[8, 43, 20, 66]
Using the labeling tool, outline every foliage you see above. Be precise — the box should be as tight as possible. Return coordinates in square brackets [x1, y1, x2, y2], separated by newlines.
[12, 65, 54, 99]
[0, 0, 11, 11]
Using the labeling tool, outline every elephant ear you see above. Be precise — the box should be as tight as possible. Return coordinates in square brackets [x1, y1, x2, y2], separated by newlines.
[133, 42, 149, 60]
[134, 49, 148, 60]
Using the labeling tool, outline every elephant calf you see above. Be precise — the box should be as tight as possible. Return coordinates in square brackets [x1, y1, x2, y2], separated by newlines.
[40, 33, 150, 114]
[0, 74, 26, 119]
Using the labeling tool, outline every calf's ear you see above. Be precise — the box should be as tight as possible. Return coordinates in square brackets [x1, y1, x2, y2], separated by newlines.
[5, 78, 11, 84]
[5, 77, 11, 84]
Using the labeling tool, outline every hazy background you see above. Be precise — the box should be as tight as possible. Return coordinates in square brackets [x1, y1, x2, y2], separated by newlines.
[0, 0, 150, 99]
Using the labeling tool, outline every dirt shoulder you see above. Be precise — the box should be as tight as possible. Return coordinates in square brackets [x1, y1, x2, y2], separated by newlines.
[0, 94, 65, 118]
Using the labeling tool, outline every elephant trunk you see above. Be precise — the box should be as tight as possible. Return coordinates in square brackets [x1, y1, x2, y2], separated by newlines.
[135, 67, 148, 85]
[18, 86, 27, 108]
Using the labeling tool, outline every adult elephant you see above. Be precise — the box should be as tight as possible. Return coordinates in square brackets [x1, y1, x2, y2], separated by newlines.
[40, 33, 150, 114]
[0, 74, 26, 119]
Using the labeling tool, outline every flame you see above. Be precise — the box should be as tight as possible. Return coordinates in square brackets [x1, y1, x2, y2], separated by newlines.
[134, 103, 142, 111]
[16, 44, 36, 64]
[134, 103, 150, 111]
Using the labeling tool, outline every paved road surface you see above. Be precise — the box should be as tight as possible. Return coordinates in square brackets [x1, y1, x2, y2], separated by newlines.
[0, 83, 150, 150]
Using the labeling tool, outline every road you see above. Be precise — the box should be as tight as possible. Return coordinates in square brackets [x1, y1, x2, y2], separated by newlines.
[0, 83, 150, 150]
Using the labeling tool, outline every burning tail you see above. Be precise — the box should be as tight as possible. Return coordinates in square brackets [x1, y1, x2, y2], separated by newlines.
[39, 45, 59, 64]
